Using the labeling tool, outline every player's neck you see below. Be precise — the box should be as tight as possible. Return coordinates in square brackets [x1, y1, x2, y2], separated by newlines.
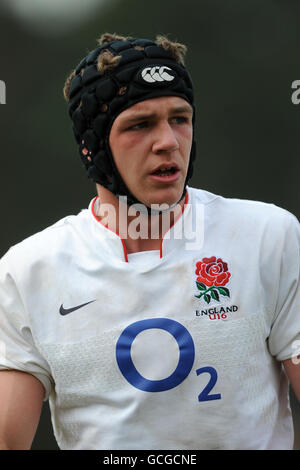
[94, 186, 184, 254]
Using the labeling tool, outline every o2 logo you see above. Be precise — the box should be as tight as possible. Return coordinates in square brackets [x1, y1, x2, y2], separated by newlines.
[116, 318, 221, 402]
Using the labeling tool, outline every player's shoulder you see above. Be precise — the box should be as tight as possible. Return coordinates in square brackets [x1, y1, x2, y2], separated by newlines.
[189, 186, 299, 229]
[0, 201, 93, 271]
[189, 188, 300, 243]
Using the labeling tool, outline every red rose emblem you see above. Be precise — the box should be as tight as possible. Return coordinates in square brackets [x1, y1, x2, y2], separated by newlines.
[195, 256, 231, 304]
[195, 256, 231, 287]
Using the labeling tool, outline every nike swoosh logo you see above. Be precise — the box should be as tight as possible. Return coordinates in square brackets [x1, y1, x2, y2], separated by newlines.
[59, 300, 96, 316]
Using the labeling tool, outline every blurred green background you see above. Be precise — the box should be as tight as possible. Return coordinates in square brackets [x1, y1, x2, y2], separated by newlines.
[0, 0, 299, 450]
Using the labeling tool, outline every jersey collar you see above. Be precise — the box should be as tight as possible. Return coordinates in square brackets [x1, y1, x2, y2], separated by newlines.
[88, 189, 195, 262]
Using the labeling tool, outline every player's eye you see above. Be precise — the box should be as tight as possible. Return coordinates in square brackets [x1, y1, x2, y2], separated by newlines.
[171, 116, 189, 125]
[127, 121, 149, 131]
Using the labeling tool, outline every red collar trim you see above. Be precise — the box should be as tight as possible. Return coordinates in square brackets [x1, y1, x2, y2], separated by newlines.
[91, 196, 128, 262]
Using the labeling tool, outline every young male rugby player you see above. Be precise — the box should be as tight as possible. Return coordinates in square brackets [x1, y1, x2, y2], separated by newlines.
[0, 33, 299, 450]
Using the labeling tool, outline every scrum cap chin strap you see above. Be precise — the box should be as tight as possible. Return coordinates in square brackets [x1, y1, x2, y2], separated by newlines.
[67, 38, 196, 209]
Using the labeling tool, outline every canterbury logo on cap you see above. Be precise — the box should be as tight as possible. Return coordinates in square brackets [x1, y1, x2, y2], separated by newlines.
[141, 66, 175, 83]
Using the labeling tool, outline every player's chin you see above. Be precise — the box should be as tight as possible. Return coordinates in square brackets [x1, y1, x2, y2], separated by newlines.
[143, 183, 185, 209]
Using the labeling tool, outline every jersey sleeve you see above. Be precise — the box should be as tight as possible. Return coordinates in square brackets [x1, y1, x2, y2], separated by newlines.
[0, 249, 53, 401]
[268, 212, 300, 361]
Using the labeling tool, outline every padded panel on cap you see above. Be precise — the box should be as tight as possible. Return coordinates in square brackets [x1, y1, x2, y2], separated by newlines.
[132, 39, 155, 47]
[115, 66, 137, 83]
[72, 108, 88, 134]
[72, 123, 81, 144]
[95, 78, 117, 101]
[82, 129, 99, 153]
[81, 92, 99, 117]
[144, 45, 173, 59]
[118, 48, 144, 66]
[82, 65, 100, 85]
[85, 47, 102, 64]
[109, 40, 132, 52]
[75, 57, 86, 74]
[79, 144, 88, 167]
[98, 41, 110, 49]
[87, 165, 106, 184]
[68, 96, 81, 118]
[94, 150, 113, 175]
[92, 113, 108, 138]
[108, 95, 128, 115]
[69, 74, 82, 99]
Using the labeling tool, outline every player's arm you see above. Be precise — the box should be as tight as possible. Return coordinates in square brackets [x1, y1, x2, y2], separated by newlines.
[283, 358, 300, 402]
[0, 370, 44, 450]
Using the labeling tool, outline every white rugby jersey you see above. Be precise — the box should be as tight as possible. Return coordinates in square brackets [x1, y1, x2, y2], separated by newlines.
[0, 187, 299, 450]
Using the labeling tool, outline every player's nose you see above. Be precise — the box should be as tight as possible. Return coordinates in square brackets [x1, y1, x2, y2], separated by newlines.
[152, 121, 179, 154]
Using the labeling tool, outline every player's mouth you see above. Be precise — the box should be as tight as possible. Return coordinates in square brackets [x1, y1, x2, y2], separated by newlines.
[149, 164, 180, 183]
